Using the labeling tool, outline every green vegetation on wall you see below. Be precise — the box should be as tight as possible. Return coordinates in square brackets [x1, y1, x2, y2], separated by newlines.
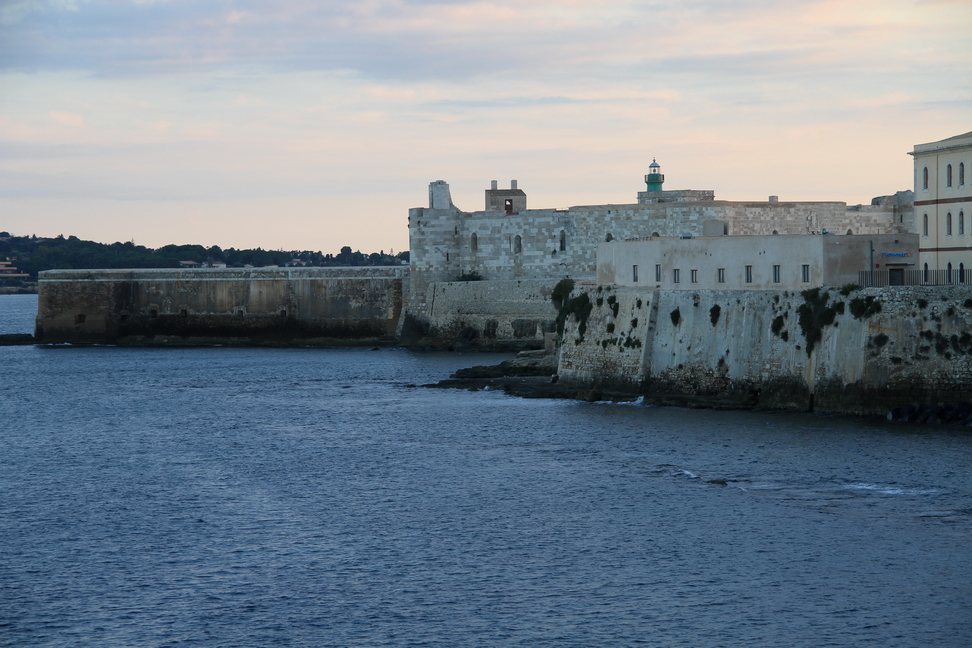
[552, 278, 593, 342]
[796, 288, 844, 356]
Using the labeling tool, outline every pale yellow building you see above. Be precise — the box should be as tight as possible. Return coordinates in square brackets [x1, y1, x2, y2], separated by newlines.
[910, 131, 972, 281]
[597, 234, 919, 290]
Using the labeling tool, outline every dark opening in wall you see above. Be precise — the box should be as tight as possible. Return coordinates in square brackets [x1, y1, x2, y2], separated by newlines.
[280, 309, 287, 317]
[180, 309, 188, 318]
[237, 310, 244, 317]
[75, 314, 86, 324]
[505, 199, 513, 214]
[119, 313, 129, 323]
[149, 309, 158, 318]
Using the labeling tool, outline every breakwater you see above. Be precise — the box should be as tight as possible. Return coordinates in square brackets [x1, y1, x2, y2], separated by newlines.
[557, 284, 972, 415]
[35, 267, 406, 345]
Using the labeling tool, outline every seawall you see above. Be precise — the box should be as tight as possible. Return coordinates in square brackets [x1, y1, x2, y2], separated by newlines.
[558, 285, 972, 415]
[402, 279, 557, 349]
[35, 267, 406, 345]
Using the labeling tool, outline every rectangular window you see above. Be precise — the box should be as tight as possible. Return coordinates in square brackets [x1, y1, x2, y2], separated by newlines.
[801, 264, 810, 283]
[773, 264, 781, 283]
[673, 268, 680, 284]
[655, 264, 661, 282]
[717, 268, 725, 283]
[632, 265, 638, 283]
[691, 269, 698, 284]
[745, 265, 753, 283]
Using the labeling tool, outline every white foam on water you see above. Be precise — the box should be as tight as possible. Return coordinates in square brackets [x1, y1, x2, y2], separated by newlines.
[844, 482, 938, 496]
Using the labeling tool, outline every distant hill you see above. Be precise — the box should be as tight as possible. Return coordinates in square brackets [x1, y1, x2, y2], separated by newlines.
[0, 232, 408, 284]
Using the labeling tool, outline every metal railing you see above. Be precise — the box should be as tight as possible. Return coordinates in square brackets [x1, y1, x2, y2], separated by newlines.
[858, 269, 969, 287]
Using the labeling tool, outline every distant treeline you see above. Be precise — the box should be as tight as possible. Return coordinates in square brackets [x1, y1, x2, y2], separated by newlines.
[0, 232, 408, 283]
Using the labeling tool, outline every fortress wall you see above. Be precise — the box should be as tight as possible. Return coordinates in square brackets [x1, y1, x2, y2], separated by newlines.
[558, 285, 972, 415]
[36, 267, 406, 344]
[409, 200, 907, 305]
[415, 279, 559, 345]
[556, 287, 653, 389]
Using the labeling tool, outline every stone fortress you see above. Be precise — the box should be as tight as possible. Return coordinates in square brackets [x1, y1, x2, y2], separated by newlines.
[406, 158, 915, 340]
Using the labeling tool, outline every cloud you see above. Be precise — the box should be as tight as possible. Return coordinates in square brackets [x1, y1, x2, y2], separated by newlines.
[1, 0, 960, 81]
[48, 110, 84, 126]
[0, 0, 967, 251]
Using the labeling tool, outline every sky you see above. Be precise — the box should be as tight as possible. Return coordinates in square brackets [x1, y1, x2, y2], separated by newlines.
[1, 0, 970, 255]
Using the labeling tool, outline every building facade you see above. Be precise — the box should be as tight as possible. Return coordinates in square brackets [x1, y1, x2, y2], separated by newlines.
[596, 233, 919, 290]
[911, 131, 972, 280]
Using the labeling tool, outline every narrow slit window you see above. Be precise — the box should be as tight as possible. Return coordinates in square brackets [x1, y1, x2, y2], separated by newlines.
[773, 264, 781, 283]
[690, 269, 698, 284]
[655, 264, 661, 282]
[802, 264, 810, 283]
[632, 265, 639, 283]
[673, 268, 680, 284]
[717, 268, 725, 283]
[745, 265, 753, 283]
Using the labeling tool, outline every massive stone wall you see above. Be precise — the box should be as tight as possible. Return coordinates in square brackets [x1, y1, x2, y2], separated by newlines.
[403, 279, 559, 348]
[36, 267, 406, 345]
[558, 284, 972, 415]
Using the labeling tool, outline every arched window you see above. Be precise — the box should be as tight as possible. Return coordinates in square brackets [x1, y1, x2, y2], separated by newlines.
[923, 213, 928, 236]
[924, 263, 929, 283]
[605, 233, 613, 242]
[923, 167, 929, 190]
[514, 235, 522, 254]
[470, 232, 478, 251]
[846, 229, 853, 235]
[947, 212, 953, 236]
[947, 164, 953, 187]
[559, 230, 566, 251]
[651, 231, 660, 238]
[961, 162, 966, 186]
[960, 211, 965, 236]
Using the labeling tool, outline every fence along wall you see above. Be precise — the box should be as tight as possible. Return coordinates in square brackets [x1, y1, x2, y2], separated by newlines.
[558, 285, 972, 415]
[35, 267, 407, 344]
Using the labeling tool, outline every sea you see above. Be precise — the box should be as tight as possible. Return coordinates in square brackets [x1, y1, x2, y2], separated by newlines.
[1, 294, 971, 647]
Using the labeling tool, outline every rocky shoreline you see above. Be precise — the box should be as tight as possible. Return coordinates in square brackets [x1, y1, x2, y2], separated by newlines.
[427, 350, 972, 426]
[425, 350, 759, 408]
[0, 333, 35, 346]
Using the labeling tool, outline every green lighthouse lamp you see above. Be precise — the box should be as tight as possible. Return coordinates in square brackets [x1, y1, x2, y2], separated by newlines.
[645, 158, 665, 192]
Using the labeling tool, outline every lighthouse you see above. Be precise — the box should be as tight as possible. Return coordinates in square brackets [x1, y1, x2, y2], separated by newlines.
[644, 158, 665, 192]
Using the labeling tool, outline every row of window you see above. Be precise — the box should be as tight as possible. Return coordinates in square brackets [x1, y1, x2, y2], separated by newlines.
[923, 263, 968, 283]
[636, 264, 811, 284]
[922, 162, 968, 190]
[468, 231, 568, 254]
[921, 211, 967, 237]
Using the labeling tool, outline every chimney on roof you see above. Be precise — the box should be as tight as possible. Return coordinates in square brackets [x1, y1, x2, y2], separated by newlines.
[491, 180, 498, 190]
[511, 180, 518, 190]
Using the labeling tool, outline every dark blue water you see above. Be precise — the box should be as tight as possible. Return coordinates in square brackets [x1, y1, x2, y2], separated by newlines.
[2, 295, 971, 647]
